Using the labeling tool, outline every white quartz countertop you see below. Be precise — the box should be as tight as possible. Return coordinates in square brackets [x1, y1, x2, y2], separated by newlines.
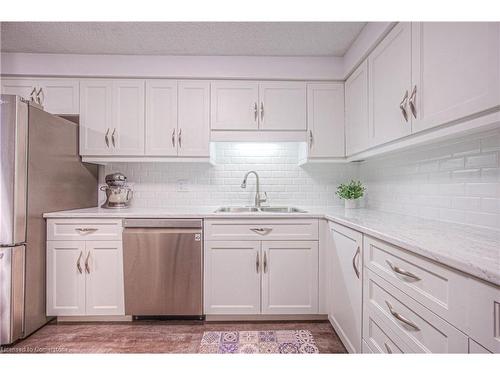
[44, 206, 500, 286]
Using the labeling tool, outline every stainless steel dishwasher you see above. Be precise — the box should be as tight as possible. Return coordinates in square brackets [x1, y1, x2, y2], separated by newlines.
[122, 219, 203, 318]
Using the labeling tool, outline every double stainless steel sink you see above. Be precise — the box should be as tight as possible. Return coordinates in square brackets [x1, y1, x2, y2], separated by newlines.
[215, 206, 307, 213]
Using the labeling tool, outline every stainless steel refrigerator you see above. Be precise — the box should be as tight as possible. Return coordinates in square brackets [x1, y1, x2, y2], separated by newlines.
[0, 94, 98, 345]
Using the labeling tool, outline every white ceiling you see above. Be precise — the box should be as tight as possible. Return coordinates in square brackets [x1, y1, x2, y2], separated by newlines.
[0, 22, 366, 57]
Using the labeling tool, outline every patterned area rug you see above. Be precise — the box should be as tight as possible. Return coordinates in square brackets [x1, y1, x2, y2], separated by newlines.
[199, 330, 319, 354]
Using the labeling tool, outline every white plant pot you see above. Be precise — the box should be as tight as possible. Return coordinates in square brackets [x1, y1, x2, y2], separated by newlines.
[344, 199, 361, 209]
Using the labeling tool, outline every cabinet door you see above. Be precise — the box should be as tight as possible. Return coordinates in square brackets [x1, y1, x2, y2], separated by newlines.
[345, 60, 370, 156]
[79, 80, 114, 156]
[38, 79, 80, 115]
[145, 80, 178, 156]
[210, 81, 259, 130]
[261, 241, 318, 314]
[85, 241, 124, 315]
[46, 241, 86, 316]
[204, 241, 261, 314]
[259, 82, 307, 130]
[329, 222, 363, 353]
[177, 80, 210, 157]
[411, 22, 500, 133]
[368, 22, 412, 147]
[112, 80, 145, 155]
[1, 78, 37, 101]
[307, 83, 345, 158]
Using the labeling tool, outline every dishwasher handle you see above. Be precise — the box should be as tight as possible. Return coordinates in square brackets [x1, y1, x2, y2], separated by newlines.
[123, 219, 202, 229]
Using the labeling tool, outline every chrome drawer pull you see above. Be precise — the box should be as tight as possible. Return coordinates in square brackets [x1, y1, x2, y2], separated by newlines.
[256, 252, 260, 273]
[254, 102, 258, 122]
[263, 251, 268, 273]
[385, 301, 420, 331]
[384, 342, 392, 354]
[75, 228, 98, 233]
[76, 251, 83, 274]
[386, 260, 421, 281]
[409, 85, 417, 118]
[250, 227, 272, 235]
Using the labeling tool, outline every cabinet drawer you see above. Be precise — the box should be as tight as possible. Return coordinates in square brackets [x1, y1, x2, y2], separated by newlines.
[363, 308, 412, 353]
[47, 219, 123, 241]
[204, 219, 318, 241]
[364, 236, 468, 326]
[364, 269, 468, 353]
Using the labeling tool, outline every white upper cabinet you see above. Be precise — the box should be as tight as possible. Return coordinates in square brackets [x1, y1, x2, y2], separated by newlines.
[211, 80, 307, 132]
[177, 80, 210, 157]
[345, 60, 369, 156]
[80, 79, 145, 156]
[259, 82, 306, 131]
[1, 78, 79, 115]
[210, 81, 259, 130]
[368, 22, 413, 147]
[261, 241, 318, 314]
[306, 83, 345, 158]
[1, 78, 38, 101]
[411, 22, 500, 133]
[145, 80, 178, 156]
[112, 80, 145, 155]
[79, 80, 114, 156]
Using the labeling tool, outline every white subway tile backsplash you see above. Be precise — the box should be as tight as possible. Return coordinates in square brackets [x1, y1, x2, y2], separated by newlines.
[360, 129, 500, 230]
[100, 130, 500, 231]
[102, 143, 353, 210]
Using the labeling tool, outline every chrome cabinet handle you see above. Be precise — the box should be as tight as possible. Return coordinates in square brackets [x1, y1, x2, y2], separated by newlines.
[250, 227, 272, 235]
[399, 90, 409, 122]
[263, 251, 268, 273]
[178, 128, 182, 148]
[352, 245, 360, 279]
[254, 102, 258, 122]
[384, 342, 393, 354]
[256, 252, 260, 273]
[386, 260, 421, 281]
[171, 128, 176, 148]
[111, 128, 116, 147]
[260, 102, 264, 121]
[29, 87, 37, 102]
[385, 301, 420, 331]
[105, 128, 110, 148]
[84, 252, 90, 274]
[76, 251, 83, 274]
[409, 85, 417, 119]
[309, 130, 313, 149]
[35, 88, 43, 105]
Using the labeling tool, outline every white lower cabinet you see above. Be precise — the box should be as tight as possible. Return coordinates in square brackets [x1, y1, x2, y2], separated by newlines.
[84, 241, 125, 315]
[46, 241, 86, 315]
[47, 239, 124, 316]
[204, 219, 319, 316]
[204, 241, 261, 314]
[328, 222, 363, 353]
[261, 241, 318, 314]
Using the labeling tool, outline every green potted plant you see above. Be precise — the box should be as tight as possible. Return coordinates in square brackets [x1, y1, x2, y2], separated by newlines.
[336, 180, 366, 209]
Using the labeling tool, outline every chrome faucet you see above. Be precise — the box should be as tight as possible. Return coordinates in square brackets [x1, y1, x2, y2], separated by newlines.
[241, 171, 268, 208]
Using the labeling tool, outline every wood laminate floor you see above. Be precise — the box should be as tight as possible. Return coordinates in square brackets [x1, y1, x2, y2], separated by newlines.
[4, 320, 347, 354]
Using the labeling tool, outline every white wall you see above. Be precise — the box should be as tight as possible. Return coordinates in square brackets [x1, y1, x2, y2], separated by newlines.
[360, 129, 500, 230]
[100, 143, 355, 209]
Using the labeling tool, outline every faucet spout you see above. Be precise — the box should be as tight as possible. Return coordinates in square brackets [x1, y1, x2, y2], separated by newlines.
[241, 171, 267, 208]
